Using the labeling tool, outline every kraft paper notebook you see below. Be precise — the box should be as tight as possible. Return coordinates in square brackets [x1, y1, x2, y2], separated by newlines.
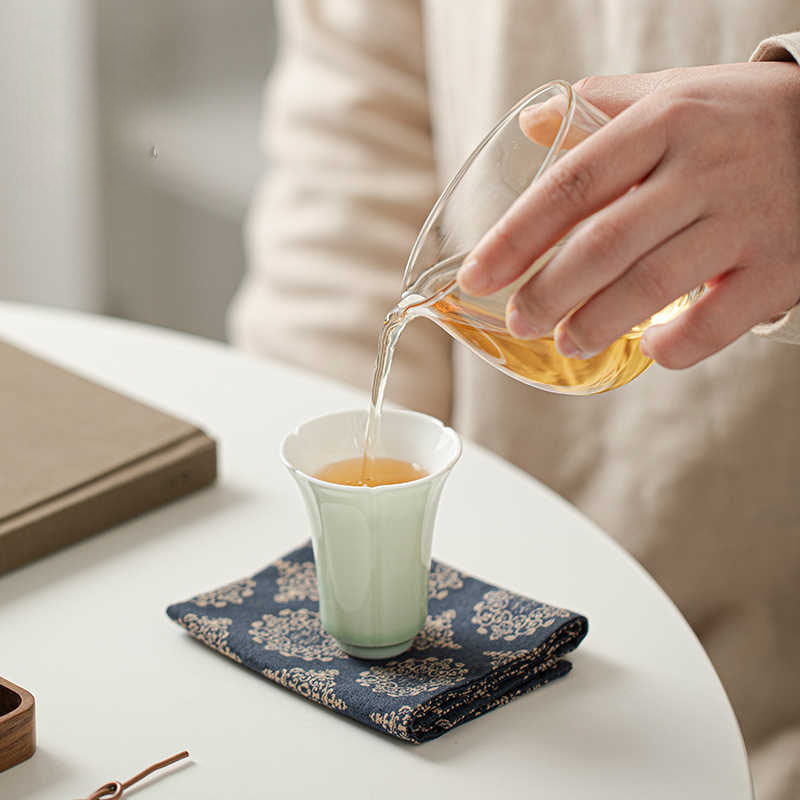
[0, 340, 217, 575]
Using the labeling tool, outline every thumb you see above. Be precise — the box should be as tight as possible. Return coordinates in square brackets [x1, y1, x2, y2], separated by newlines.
[571, 72, 666, 117]
[519, 73, 666, 149]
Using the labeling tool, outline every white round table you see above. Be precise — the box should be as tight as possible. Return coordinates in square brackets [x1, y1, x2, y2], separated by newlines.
[0, 303, 752, 799]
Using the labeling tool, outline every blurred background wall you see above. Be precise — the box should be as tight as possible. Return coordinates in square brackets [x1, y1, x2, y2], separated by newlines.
[0, 0, 276, 340]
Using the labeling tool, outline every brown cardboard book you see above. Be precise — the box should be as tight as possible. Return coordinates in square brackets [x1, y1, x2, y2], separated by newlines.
[0, 340, 217, 575]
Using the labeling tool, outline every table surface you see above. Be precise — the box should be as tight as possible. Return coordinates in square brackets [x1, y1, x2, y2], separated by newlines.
[0, 303, 753, 799]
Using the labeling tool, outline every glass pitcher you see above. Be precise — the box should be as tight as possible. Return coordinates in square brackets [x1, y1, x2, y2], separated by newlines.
[398, 80, 702, 395]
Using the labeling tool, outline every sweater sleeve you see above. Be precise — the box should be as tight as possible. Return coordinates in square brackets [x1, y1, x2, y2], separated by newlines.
[229, 0, 452, 420]
[749, 32, 800, 345]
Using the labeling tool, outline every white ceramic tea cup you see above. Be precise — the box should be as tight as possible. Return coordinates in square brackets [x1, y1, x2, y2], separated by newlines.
[281, 409, 461, 659]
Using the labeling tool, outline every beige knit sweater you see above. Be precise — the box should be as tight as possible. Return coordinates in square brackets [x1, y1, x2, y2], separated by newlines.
[230, 2, 800, 796]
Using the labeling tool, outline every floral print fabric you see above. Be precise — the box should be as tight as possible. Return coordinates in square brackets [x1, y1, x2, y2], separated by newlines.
[167, 542, 587, 743]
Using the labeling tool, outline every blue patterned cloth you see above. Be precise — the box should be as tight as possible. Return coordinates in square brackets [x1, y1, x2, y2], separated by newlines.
[167, 542, 588, 743]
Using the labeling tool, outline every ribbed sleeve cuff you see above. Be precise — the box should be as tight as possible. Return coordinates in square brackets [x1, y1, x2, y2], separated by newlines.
[751, 32, 800, 65]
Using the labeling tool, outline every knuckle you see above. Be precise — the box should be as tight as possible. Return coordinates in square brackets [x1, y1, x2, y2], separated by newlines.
[572, 75, 596, 95]
[580, 216, 627, 263]
[545, 160, 593, 211]
[657, 93, 689, 128]
[487, 218, 524, 260]
[652, 67, 685, 92]
[625, 260, 672, 304]
[655, 91, 708, 141]
[515, 280, 562, 326]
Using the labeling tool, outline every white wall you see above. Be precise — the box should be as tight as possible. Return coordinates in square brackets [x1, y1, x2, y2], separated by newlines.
[0, 0, 101, 311]
[0, 1, 276, 339]
[96, 0, 275, 340]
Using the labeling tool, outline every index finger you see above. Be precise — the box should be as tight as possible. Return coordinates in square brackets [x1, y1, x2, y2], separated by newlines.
[457, 98, 668, 297]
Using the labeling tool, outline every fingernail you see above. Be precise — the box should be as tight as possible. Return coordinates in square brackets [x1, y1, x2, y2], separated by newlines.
[640, 333, 652, 358]
[457, 258, 491, 295]
[507, 307, 542, 340]
[556, 328, 580, 358]
[557, 329, 599, 360]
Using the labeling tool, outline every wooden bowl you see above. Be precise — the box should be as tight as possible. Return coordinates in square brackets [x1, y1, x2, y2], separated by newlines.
[0, 676, 35, 772]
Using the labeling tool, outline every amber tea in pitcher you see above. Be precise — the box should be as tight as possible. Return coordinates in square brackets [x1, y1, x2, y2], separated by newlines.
[359, 81, 701, 469]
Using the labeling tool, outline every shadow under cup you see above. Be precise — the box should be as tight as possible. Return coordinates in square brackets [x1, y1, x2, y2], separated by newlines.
[281, 409, 461, 659]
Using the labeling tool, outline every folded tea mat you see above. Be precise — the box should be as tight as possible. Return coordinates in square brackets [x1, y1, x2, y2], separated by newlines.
[167, 543, 588, 743]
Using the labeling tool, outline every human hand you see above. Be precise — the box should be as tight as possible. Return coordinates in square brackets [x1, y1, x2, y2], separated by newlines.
[457, 63, 800, 367]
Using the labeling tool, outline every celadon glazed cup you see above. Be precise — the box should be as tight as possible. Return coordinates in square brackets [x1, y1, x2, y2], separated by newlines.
[281, 409, 461, 660]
